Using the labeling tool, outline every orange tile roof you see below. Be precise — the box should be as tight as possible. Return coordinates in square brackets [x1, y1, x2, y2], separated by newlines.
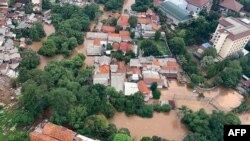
[42, 123, 76, 141]
[93, 40, 101, 46]
[138, 80, 150, 95]
[118, 15, 129, 27]
[162, 60, 179, 71]
[116, 61, 126, 73]
[119, 30, 130, 36]
[120, 42, 128, 52]
[152, 23, 160, 31]
[99, 64, 110, 73]
[30, 131, 59, 141]
[0, 19, 6, 26]
[137, 18, 151, 24]
[102, 25, 116, 33]
[121, 35, 131, 41]
[127, 44, 134, 51]
[152, 60, 160, 66]
[112, 42, 120, 50]
[109, 33, 120, 37]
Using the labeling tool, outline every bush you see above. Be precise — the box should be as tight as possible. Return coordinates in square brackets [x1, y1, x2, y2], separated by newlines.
[136, 105, 153, 118]
[153, 104, 162, 112]
[152, 89, 161, 99]
[9, 78, 17, 88]
[153, 104, 171, 112]
[25, 39, 32, 45]
[187, 82, 195, 89]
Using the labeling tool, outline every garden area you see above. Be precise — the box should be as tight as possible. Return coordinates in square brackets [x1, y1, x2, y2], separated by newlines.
[138, 39, 170, 56]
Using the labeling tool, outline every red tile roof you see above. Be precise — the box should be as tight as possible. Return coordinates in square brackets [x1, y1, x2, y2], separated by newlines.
[119, 30, 130, 36]
[152, 23, 160, 31]
[116, 61, 126, 73]
[138, 80, 150, 95]
[99, 64, 110, 73]
[219, 0, 243, 12]
[219, 18, 233, 27]
[30, 132, 59, 141]
[112, 42, 120, 50]
[109, 33, 120, 37]
[152, 60, 160, 66]
[118, 15, 130, 27]
[186, 0, 210, 7]
[137, 18, 151, 24]
[120, 42, 128, 52]
[162, 60, 179, 71]
[102, 25, 116, 33]
[136, 12, 146, 18]
[42, 123, 76, 141]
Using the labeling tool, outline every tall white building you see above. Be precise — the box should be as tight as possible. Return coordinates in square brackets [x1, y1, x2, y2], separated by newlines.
[211, 17, 250, 59]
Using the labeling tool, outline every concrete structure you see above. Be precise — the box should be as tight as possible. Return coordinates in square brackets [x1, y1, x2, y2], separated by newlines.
[124, 82, 139, 96]
[186, 0, 211, 14]
[166, 0, 187, 10]
[32, 0, 42, 11]
[211, 17, 250, 59]
[159, 1, 192, 25]
[111, 73, 125, 92]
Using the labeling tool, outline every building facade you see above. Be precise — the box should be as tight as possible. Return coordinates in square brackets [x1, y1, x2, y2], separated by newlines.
[186, 0, 211, 14]
[211, 17, 250, 59]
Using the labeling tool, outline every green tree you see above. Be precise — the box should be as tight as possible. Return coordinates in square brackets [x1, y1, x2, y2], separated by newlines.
[154, 30, 161, 41]
[84, 115, 109, 138]
[68, 106, 88, 129]
[152, 89, 161, 99]
[20, 49, 40, 69]
[83, 3, 100, 21]
[202, 48, 217, 58]
[128, 16, 137, 28]
[42, 0, 52, 10]
[140, 40, 160, 56]
[150, 82, 157, 91]
[169, 37, 185, 55]
[200, 56, 214, 68]
[191, 74, 204, 84]
[221, 61, 242, 88]
[141, 137, 153, 141]
[38, 39, 57, 56]
[113, 133, 132, 141]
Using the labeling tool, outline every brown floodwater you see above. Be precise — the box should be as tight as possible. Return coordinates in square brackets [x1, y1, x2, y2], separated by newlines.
[160, 80, 243, 113]
[109, 111, 187, 141]
[239, 113, 250, 124]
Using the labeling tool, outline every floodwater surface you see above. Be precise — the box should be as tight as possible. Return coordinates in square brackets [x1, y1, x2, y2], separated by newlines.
[110, 111, 187, 141]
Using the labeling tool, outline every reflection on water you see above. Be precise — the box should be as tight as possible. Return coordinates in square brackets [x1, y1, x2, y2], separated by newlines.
[110, 111, 187, 141]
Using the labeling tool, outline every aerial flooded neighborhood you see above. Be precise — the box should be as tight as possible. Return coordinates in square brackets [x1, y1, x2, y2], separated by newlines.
[0, 0, 250, 141]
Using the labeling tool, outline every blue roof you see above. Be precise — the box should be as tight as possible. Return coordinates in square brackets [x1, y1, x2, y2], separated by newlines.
[202, 42, 212, 48]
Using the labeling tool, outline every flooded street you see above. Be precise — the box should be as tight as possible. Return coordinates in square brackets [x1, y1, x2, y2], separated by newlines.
[110, 111, 187, 141]
[160, 80, 243, 113]
[239, 113, 250, 124]
[122, 0, 135, 13]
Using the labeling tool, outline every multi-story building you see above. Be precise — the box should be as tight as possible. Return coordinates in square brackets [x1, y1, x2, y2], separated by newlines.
[211, 17, 250, 59]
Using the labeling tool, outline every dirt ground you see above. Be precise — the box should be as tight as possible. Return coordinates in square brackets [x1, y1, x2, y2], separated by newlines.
[238, 113, 250, 124]
[0, 76, 14, 106]
[160, 80, 243, 113]
[109, 111, 187, 141]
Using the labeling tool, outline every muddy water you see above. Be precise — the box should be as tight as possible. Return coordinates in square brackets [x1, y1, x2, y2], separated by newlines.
[123, 0, 135, 13]
[239, 113, 250, 124]
[160, 80, 243, 113]
[110, 111, 187, 141]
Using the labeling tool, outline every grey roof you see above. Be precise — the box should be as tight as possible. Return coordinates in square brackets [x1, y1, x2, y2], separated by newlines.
[159, 1, 192, 21]
[16, 22, 31, 29]
[111, 73, 125, 92]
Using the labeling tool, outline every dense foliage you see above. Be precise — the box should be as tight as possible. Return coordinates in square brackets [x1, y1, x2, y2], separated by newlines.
[131, 0, 152, 12]
[140, 40, 161, 56]
[20, 49, 40, 69]
[16, 23, 46, 41]
[181, 109, 241, 141]
[96, 0, 124, 11]
[38, 4, 100, 56]
[238, 0, 250, 12]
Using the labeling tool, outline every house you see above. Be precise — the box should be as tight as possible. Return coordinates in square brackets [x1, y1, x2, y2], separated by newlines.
[119, 30, 131, 42]
[93, 73, 110, 86]
[30, 122, 99, 141]
[108, 33, 121, 43]
[0, 0, 8, 8]
[219, 0, 243, 14]
[86, 40, 105, 56]
[137, 80, 151, 101]
[186, 0, 212, 14]
[159, 1, 192, 25]
[111, 73, 125, 92]
[32, 0, 42, 12]
[112, 42, 120, 51]
[95, 56, 111, 65]
[124, 82, 139, 96]
[127, 67, 142, 81]
[86, 32, 108, 40]
[102, 25, 116, 33]
[130, 59, 142, 68]
[160, 59, 180, 79]
[117, 14, 130, 29]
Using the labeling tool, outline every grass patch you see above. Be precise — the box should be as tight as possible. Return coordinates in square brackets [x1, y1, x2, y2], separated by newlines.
[138, 39, 169, 56]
